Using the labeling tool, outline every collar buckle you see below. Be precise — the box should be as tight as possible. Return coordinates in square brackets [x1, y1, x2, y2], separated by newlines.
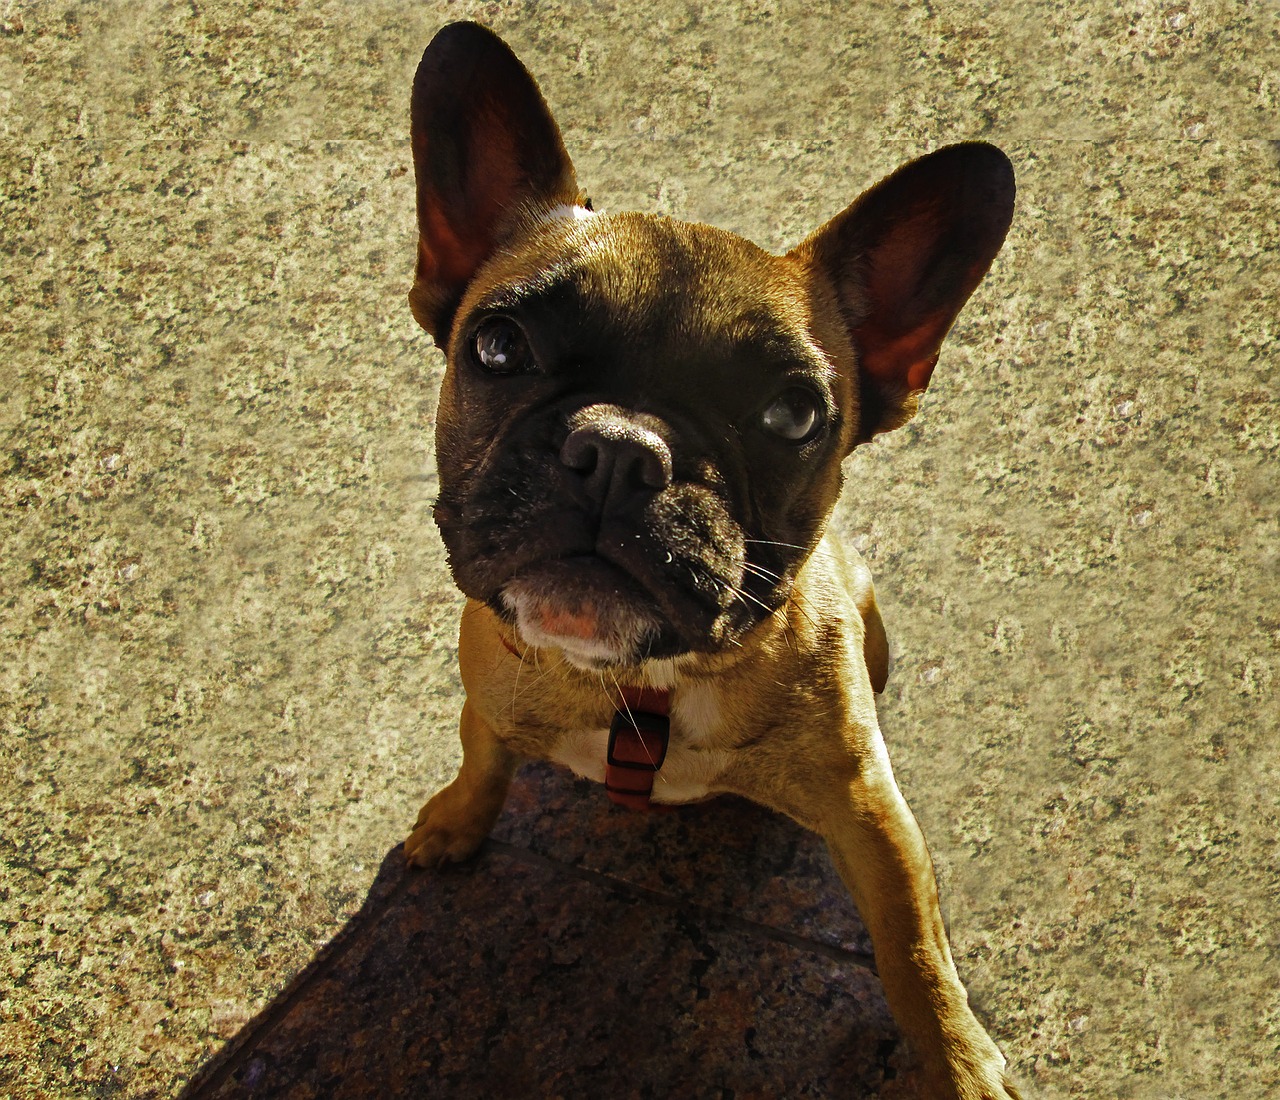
[604, 705, 670, 812]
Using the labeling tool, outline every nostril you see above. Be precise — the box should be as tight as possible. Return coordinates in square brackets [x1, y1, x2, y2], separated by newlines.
[633, 441, 672, 490]
[560, 430, 601, 474]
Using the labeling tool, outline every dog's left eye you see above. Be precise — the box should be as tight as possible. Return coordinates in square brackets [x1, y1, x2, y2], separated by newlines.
[761, 388, 823, 443]
[472, 317, 532, 374]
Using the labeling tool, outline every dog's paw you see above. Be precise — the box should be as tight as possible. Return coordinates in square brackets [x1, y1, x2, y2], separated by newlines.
[403, 786, 493, 869]
[920, 1041, 1021, 1100]
[999, 1072, 1024, 1100]
[951, 1057, 1024, 1100]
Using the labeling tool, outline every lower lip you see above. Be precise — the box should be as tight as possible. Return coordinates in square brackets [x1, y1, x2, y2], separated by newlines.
[535, 602, 600, 640]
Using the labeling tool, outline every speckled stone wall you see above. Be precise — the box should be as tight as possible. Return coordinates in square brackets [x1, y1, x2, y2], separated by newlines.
[2, 2, 1277, 1098]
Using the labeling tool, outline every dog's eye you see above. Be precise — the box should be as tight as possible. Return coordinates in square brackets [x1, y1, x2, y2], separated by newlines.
[472, 317, 532, 374]
[761, 388, 823, 443]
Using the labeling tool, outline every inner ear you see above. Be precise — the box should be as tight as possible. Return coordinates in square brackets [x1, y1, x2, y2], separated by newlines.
[791, 143, 1015, 443]
[409, 22, 582, 341]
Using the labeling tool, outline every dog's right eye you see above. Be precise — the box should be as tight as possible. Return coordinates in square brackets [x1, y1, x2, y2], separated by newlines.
[471, 317, 533, 375]
[761, 387, 824, 443]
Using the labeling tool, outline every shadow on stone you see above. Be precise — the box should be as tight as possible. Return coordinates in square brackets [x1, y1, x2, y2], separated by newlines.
[183, 763, 911, 1098]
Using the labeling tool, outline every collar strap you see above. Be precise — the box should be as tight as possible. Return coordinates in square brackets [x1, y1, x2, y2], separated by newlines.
[499, 632, 671, 812]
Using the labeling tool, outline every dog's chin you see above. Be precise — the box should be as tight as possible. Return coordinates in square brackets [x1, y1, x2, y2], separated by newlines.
[499, 557, 665, 671]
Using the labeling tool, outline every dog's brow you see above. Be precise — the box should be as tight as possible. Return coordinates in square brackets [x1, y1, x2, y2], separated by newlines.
[731, 324, 832, 376]
[722, 307, 817, 357]
[477, 273, 579, 316]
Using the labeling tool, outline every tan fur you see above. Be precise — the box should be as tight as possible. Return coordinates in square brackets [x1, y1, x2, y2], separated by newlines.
[408, 534, 1018, 1099]
[404, 22, 1018, 1099]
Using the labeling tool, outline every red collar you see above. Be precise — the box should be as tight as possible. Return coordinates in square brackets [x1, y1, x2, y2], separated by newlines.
[500, 632, 671, 811]
[605, 684, 671, 812]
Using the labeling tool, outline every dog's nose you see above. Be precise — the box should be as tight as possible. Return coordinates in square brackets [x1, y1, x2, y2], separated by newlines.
[560, 408, 673, 513]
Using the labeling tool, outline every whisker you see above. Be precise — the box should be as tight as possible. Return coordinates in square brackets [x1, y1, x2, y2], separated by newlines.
[743, 562, 784, 583]
[605, 670, 663, 772]
[728, 576, 808, 656]
[510, 643, 526, 719]
[729, 583, 776, 616]
[744, 538, 810, 553]
[786, 588, 818, 633]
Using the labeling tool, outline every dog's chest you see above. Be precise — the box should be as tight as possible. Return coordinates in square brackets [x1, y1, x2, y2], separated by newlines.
[547, 680, 730, 804]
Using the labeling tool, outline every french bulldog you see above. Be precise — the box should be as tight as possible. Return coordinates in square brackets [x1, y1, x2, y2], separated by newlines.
[403, 21, 1019, 1100]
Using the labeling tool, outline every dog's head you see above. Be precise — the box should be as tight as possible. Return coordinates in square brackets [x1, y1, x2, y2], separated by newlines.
[409, 22, 1014, 671]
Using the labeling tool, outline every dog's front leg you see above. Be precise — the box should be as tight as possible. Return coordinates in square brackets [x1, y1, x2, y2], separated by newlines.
[405, 698, 518, 869]
[822, 765, 1020, 1100]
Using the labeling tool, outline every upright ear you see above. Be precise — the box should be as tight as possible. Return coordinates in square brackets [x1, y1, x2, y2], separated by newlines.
[409, 22, 582, 342]
[790, 143, 1015, 444]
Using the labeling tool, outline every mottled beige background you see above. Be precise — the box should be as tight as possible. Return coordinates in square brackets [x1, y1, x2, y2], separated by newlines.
[2, 1, 1277, 1097]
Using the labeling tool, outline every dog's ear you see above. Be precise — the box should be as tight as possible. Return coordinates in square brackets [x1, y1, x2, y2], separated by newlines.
[409, 22, 582, 342]
[791, 143, 1014, 444]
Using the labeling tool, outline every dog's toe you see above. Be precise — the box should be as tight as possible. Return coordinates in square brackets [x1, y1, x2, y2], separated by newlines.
[403, 812, 489, 869]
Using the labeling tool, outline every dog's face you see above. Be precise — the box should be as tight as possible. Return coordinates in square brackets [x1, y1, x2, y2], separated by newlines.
[433, 211, 856, 667]
[410, 23, 1013, 670]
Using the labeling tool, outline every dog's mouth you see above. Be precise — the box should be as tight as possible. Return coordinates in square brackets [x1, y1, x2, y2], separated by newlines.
[499, 555, 666, 670]
[435, 434, 795, 666]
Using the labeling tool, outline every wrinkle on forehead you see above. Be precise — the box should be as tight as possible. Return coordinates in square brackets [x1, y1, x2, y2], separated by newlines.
[568, 214, 819, 347]
[470, 211, 836, 380]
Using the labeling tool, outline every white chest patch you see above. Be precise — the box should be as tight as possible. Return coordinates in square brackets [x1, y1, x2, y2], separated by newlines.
[548, 683, 728, 804]
[671, 680, 721, 743]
